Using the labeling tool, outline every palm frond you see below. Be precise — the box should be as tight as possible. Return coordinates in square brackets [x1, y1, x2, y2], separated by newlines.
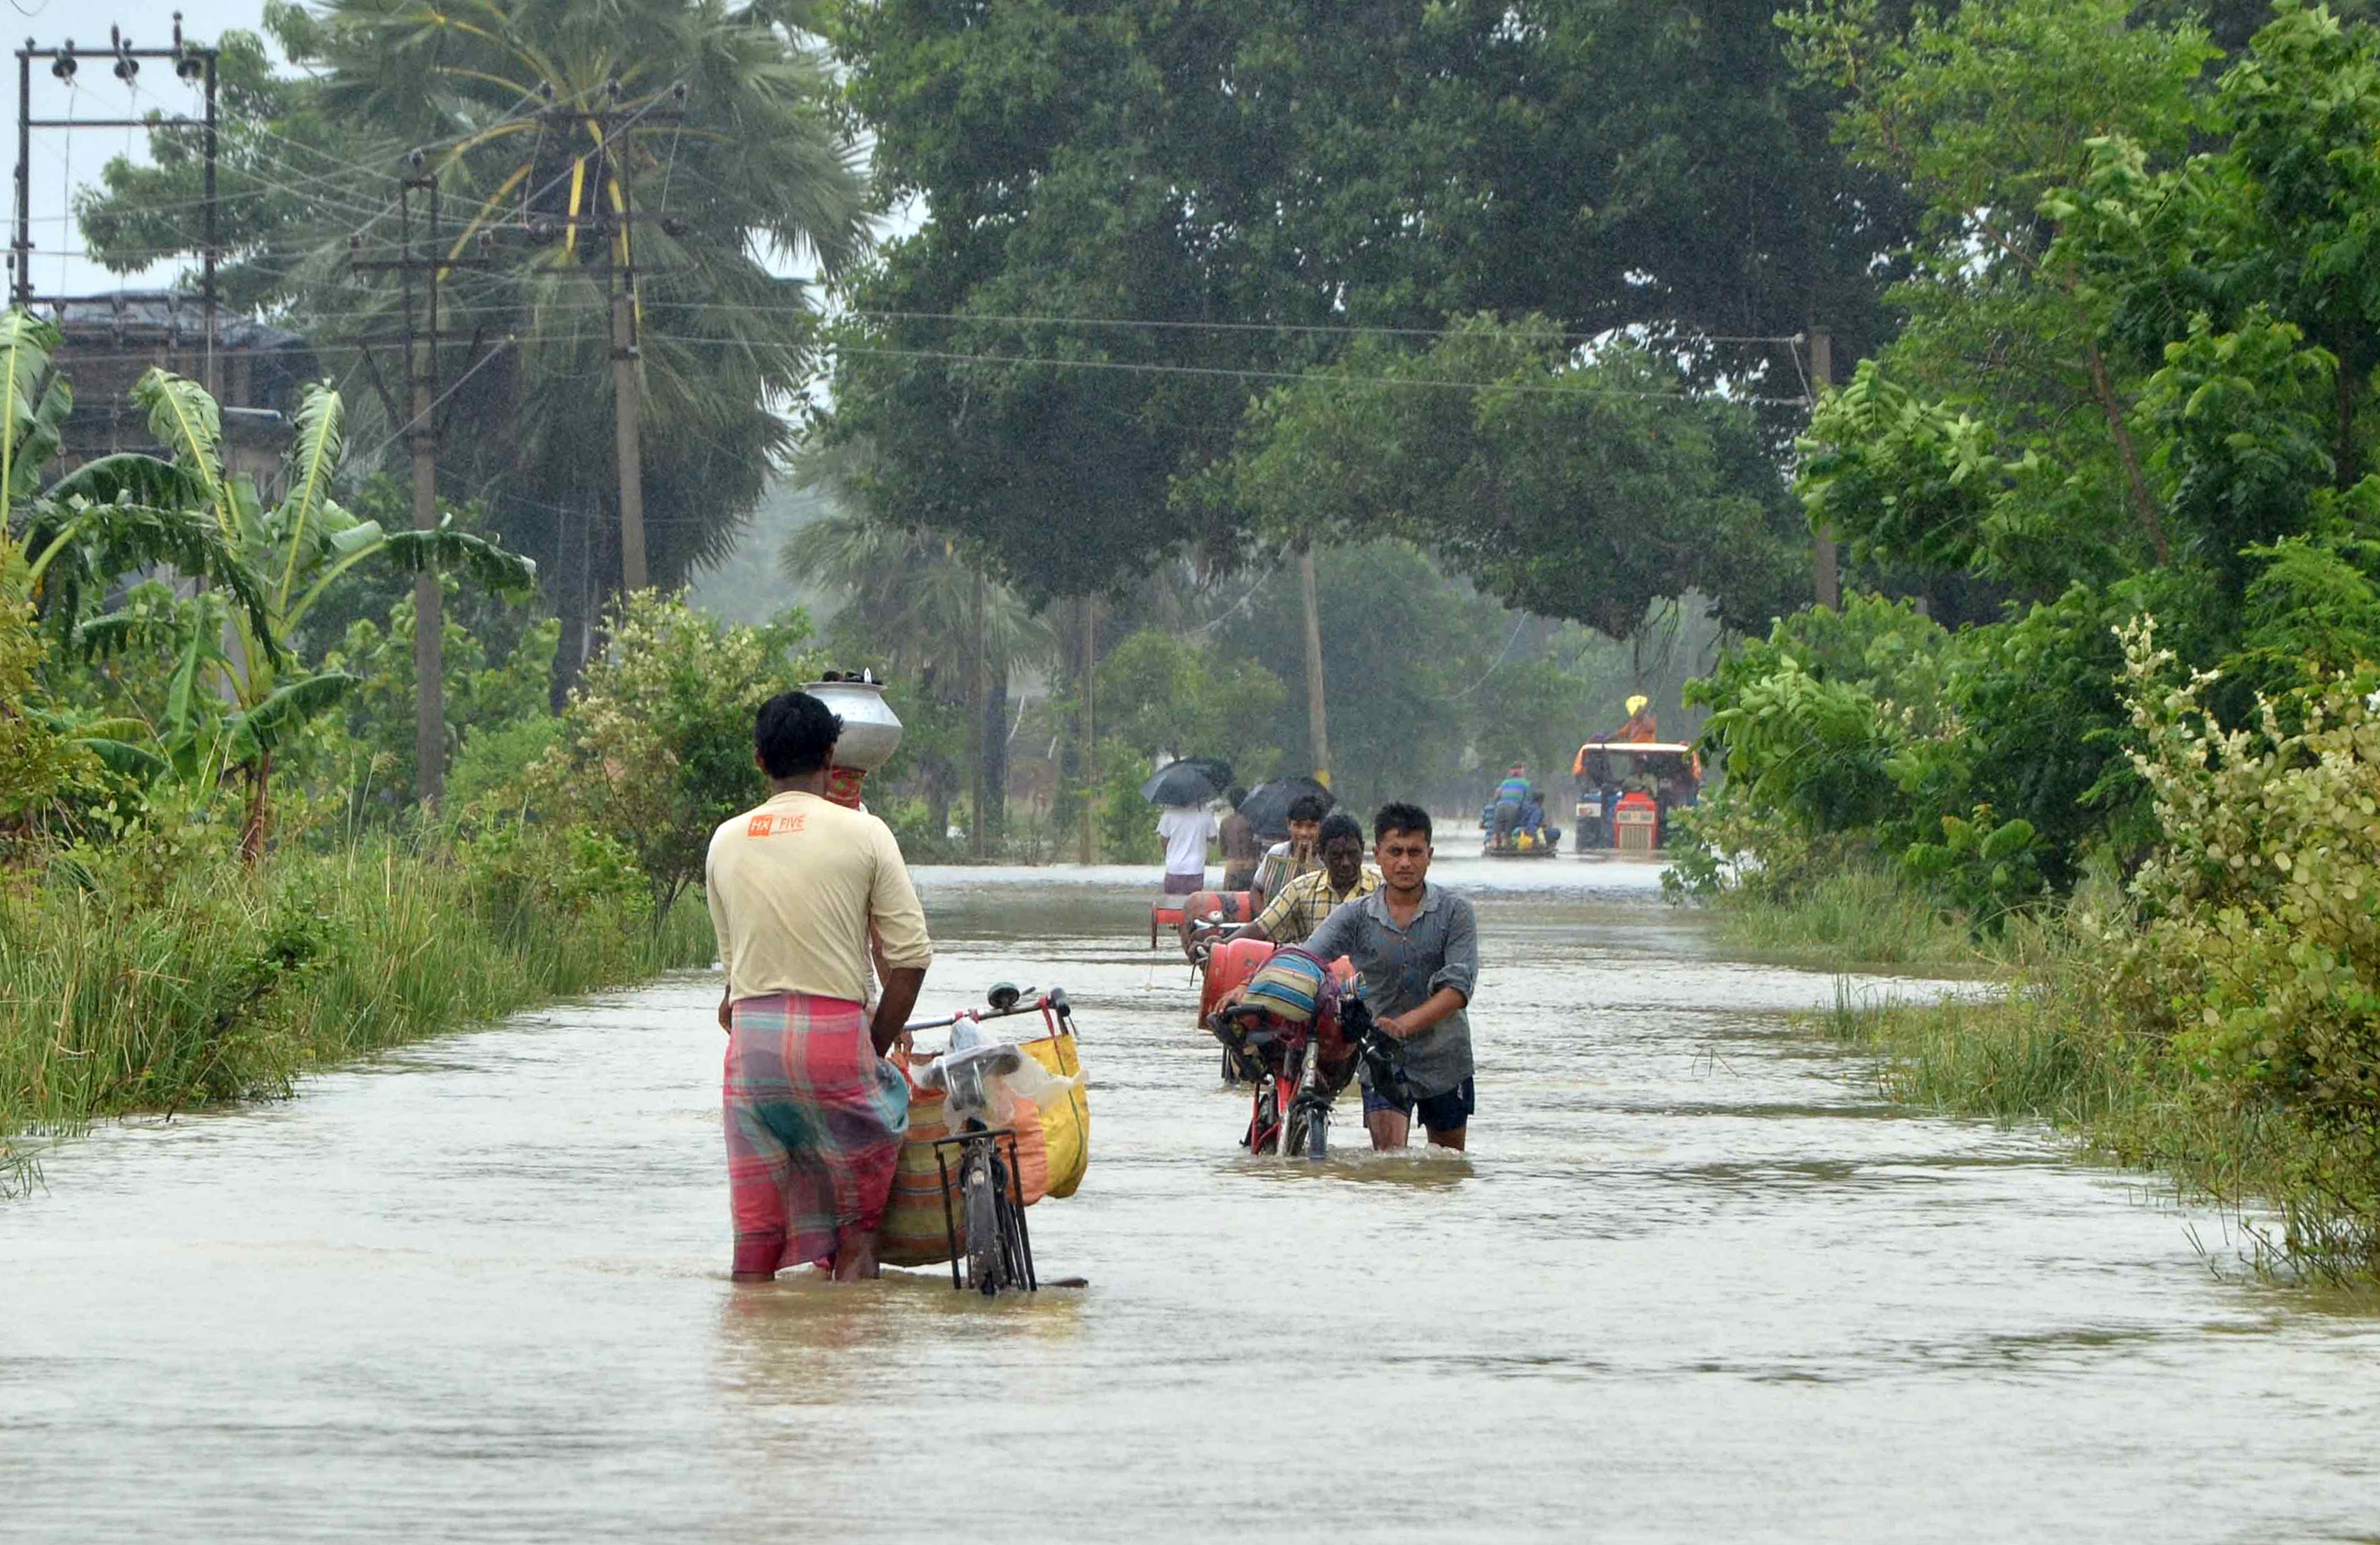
[378, 523, 538, 594]
[46, 452, 210, 512]
[76, 736, 169, 782]
[73, 607, 190, 661]
[0, 309, 64, 507]
[275, 383, 346, 601]
[22, 497, 280, 657]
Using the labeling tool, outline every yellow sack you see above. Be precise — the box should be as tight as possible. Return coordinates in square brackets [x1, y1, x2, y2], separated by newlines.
[1023, 1029, 1091, 1199]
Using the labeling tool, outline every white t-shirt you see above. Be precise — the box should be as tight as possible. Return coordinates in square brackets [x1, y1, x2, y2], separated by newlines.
[1156, 806, 1219, 877]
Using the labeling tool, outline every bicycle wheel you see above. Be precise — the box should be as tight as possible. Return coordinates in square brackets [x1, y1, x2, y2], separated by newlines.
[994, 1163, 1035, 1290]
[1303, 1095, 1329, 1159]
[1251, 1079, 1280, 1155]
[962, 1146, 1002, 1295]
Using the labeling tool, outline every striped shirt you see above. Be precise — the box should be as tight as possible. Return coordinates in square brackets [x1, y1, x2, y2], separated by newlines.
[1251, 839, 1321, 902]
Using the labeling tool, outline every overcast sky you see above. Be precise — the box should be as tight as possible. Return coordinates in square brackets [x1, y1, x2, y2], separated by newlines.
[13, 0, 270, 297]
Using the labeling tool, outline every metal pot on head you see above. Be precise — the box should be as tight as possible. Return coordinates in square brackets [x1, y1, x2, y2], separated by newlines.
[804, 674, 902, 807]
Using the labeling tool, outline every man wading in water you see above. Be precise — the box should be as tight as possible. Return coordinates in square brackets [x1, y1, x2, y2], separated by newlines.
[706, 691, 932, 1282]
[1301, 803, 1478, 1151]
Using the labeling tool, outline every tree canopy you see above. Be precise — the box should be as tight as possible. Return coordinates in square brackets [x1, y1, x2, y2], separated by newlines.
[818, 0, 1914, 618]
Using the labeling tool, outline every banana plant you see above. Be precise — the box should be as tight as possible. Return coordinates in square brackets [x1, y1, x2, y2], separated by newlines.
[63, 367, 536, 856]
[0, 310, 272, 642]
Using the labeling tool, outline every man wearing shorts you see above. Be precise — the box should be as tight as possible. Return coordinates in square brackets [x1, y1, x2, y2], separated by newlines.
[1300, 802, 1478, 1151]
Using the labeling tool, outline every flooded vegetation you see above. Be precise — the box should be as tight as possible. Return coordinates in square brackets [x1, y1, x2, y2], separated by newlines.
[6, 861, 2376, 1541]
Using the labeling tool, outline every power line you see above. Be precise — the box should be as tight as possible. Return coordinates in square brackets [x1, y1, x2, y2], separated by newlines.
[643, 291, 1807, 350]
[645, 333, 1810, 404]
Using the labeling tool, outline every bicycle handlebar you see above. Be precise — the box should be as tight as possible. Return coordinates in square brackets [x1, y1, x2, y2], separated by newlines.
[902, 986, 1072, 1035]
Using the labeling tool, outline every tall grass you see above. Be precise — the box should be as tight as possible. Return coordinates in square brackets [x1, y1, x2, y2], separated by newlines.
[1819, 939, 2380, 1286]
[1708, 861, 1981, 971]
[0, 836, 710, 1191]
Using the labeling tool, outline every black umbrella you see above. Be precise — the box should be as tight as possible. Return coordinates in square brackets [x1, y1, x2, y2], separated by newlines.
[1238, 776, 1334, 840]
[1141, 757, 1233, 806]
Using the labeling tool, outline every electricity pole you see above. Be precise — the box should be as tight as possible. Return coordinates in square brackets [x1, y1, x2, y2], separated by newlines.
[1297, 545, 1331, 787]
[350, 173, 493, 804]
[536, 86, 683, 596]
[1808, 325, 1840, 610]
[1078, 597, 1098, 866]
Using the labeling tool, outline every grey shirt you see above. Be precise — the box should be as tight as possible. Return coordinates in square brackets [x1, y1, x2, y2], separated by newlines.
[1304, 881, 1478, 1098]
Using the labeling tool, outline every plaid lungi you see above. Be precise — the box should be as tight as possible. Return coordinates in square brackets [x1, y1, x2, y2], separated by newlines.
[724, 992, 909, 1275]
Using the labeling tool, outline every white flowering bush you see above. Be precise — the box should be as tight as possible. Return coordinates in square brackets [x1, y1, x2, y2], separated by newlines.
[2118, 618, 2380, 1124]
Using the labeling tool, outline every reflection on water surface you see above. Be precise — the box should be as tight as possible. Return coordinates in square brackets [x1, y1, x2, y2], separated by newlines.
[4, 855, 2375, 1541]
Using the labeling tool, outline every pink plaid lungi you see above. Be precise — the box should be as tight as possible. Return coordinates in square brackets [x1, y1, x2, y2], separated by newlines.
[723, 992, 910, 1275]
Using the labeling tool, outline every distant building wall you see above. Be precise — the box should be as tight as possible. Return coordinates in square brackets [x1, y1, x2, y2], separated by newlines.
[46, 292, 320, 498]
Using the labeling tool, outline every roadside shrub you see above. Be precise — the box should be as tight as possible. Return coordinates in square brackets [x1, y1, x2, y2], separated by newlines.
[454, 819, 652, 941]
[526, 591, 820, 910]
[2115, 618, 2380, 1127]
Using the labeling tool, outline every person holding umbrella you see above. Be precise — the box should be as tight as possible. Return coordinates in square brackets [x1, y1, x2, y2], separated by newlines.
[1156, 800, 1219, 894]
[1142, 758, 1231, 894]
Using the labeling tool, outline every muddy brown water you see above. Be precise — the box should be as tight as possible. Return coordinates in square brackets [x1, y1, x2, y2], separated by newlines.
[5, 856, 2377, 1541]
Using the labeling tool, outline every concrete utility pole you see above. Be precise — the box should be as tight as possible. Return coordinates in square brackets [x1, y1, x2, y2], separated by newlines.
[1809, 325, 1840, 610]
[1078, 597, 1098, 866]
[610, 284, 647, 591]
[552, 87, 680, 596]
[350, 175, 450, 804]
[351, 174, 496, 804]
[407, 180, 444, 804]
[969, 569, 988, 859]
[1297, 545, 1331, 787]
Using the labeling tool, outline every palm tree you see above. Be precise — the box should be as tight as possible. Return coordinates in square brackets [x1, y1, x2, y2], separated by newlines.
[77, 1, 872, 691]
[783, 474, 1054, 851]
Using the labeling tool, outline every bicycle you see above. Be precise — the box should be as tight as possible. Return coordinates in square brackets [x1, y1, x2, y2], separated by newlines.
[904, 984, 1074, 1295]
[1212, 984, 1368, 1161]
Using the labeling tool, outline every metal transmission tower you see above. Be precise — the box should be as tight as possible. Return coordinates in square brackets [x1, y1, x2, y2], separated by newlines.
[349, 169, 498, 806]
[14, 16, 220, 389]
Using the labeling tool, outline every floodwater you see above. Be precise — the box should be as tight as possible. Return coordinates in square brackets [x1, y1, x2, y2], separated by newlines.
[5, 856, 2378, 1542]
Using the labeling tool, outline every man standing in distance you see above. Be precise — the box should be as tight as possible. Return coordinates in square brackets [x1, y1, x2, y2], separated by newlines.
[1219, 787, 1263, 893]
[707, 691, 933, 1282]
[1301, 804, 1478, 1151]
[1156, 799, 1219, 895]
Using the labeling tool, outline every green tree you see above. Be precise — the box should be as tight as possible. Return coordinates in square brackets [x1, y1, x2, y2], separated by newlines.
[43, 370, 533, 853]
[820, 0, 1912, 605]
[527, 591, 821, 909]
[1096, 628, 1285, 777]
[1205, 317, 1808, 638]
[780, 464, 1056, 846]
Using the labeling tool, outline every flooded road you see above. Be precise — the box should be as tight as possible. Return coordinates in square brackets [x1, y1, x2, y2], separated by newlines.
[6, 857, 2377, 1541]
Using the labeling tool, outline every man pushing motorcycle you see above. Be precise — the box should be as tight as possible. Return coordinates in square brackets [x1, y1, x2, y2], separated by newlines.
[1300, 803, 1478, 1152]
